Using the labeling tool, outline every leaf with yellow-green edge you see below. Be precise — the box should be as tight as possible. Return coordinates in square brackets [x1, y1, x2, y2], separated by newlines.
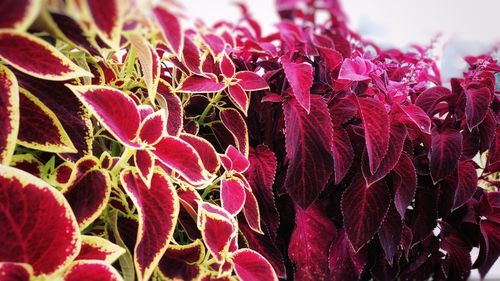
[220, 108, 249, 157]
[17, 88, 77, 153]
[158, 239, 206, 281]
[0, 0, 41, 30]
[76, 236, 126, 264]
[85, 0, 123, 50]
[66, 84, 142, 149]
[63, 169, 111, 230]
[0, 262, 33, 281]
[10, 153, 43, 178]
[0, 30, 93, 81]
[0, 64, 19, 165]
[129, 32, 161, 103]
[63, 260, 124, 281]
[0, 165, 81, 276]
[120, 168, 180, 281]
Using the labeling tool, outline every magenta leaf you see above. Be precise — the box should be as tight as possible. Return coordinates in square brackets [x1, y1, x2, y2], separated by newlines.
[338, 57, 376, 81]
[0, 165, 80, 276]
[235, 71, 268, 91]
[377, 204, 402, 264]
[220, 179, 246, 216]
[63, 169, 111, 229]
[329, 95, 358, 127]
[282, 57, 313, 112]
[76, 236, 125, 264]
[177, 75, 225, 93]
[0, 0, 40, 30]
[392, 152, 417, 217]
[179, 133, 220, 174]
[220, 109, 249, 157]
[440, 222, 472, 280]
[67, 85, 141, 148]
[120, 168, 179, 281]
[0, 262, 32, 281]
[415, 86, 451, 116]
[153, 6, 183, 56]
[158, 240, 204, 280]
[452, 160, 478, 210]
[477, 219, 500, 278]
[182, 36, 202, 74]
[232, 248, 278, 281]
[329, 229, 366, 281]
[138, 109, 166, 145]
[331, 127, 353, 184]
[396, 103, 431, 134]
[134, 150, 155, 188]
[283, 95, 334, 208]
[63, 260, 123, 281]
[357, 97, 390, 174]
[341, 176, 390, 251]
[228, 83, 249, 114]
[157, 81, 183, 136]
[0, 64, 19, 165]
[289, 203, 336, 280]
[242, 188, 263, 234]
[465, 87, 491, 129]
[220, 53, 235, 78]
[429, 128, 463, 183]
[222, 145, 250, 173]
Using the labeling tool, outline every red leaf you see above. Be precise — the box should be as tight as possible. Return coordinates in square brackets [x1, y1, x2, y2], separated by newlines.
[76, 235, 125, 264]
[430, 128, 462, 183]
[440, 222, 472, 280]
[235, 71, 268, 91]
[201, 33, 225, 57]
[153, 136, 212, 186]
[158, 240, 204, 281]
[197, 202, 236, 262]
[0, 30, 92, 80]
[329, 95, 357, 127]
[338, 57, 376, 81]
[63, 260, 123, 281]
[220, 179, 246, 215]
[0, 0, 40, 30]
[452, 160, 478, 210]
[18, 88, 76, 153]
[357, 97, 390, 174]
[242, 188, 263, 234]
[393, 152, 417, 217]
[86, 0, 121, 49]
[0, 263, 32, 281]
[180, 133, 220, 174]
[182, 36, 202, 74]
[177, 75, 225, 93]
[329, 229, 366, 280]
[220, 53, 235, 78]
[0, 165, 80, 276]
[63, 169, 111, 229]
[377, 204, 402, 264]
[341, 176, 390, 251]
[0, 65, 19, 165]
[67, 85, 141, 148]
[134, 150, 155, 188]
[120, 169, 179, 281]
[396, 103, 431, 134]
[282, 58, 313, 112]
[220, 109, 249, 157]
[228, 83, 249, 114]
[477, 219, 500, 278]
[138, 109, 166, 145]
[289, 203, 336, 281]
[465, 87, 491, 129]
[232, 249, 278, 281]
[246, 146, 279, 236]
[331, 127, 353, 184]
[415, 86, 451, 116]
[283, 95, 334, 208]
[158, 81, 183, 136]
[153, 6, 183, 56]
[362, 119, 406, 185]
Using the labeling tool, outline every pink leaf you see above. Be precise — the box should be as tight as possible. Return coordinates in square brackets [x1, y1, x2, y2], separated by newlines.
[180, 133, 220, 174]
[153, 136, 212, 186]
[67, 85, 141, 148]
[235, 71, 268, 91]
[283, 95, 334, 208]
[338, 57, 376, 81]
[222, 145, 250, 173]
[153, 6, 183, 56]
[182, 36, 202, 74]
[63, 260, 123, 281]
[220, 179, 246, 216]
[120, 169, 179, 281]
[282, 58, 313, 112]
[228, 84, 249, 114]
[177, 75, 225, 93]
[220, 53, 235, 78]
[232, 249, 278, 281]
[138, 109, 166, 145]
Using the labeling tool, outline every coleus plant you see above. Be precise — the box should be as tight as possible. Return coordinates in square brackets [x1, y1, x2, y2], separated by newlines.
[0, 1, 499, 281]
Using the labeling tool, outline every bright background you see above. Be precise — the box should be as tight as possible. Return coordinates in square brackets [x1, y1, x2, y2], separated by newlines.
[181, 0, 500, 279]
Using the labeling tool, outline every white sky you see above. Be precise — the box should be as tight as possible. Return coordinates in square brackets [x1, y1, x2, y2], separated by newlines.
[180, 1, 500, 278]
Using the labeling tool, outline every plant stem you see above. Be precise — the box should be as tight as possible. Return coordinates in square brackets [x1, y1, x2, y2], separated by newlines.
[198, 90, 224, 126]
[111, 147, 134, 176]
[124, 48, 137, 78]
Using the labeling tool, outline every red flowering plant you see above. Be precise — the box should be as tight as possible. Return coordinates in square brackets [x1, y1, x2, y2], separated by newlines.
[1, 0, 499, 281]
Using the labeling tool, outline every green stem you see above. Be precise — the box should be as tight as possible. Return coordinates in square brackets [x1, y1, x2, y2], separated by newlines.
[198, 90, 224, 126]
[124, 48, 137, 78]
[111, 147, 134, 176]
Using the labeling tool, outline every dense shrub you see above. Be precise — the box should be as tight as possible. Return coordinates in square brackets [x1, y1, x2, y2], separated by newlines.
[0, 0, 499, 280]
